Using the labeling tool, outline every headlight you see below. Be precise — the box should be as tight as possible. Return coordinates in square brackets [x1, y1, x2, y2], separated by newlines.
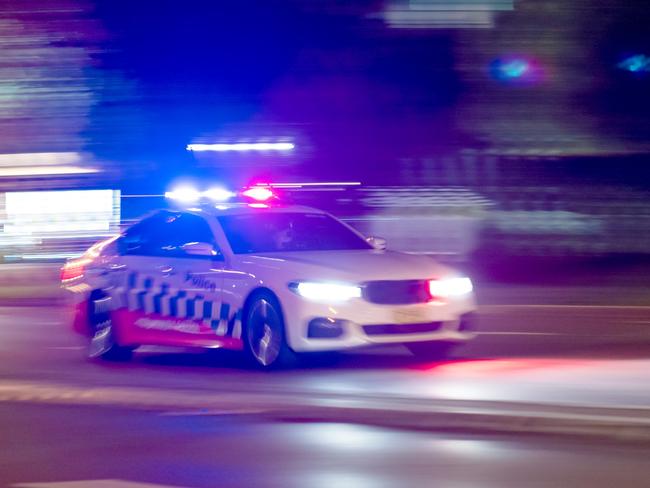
[428, 277, 473, 298]
[290, 282, 361, 301]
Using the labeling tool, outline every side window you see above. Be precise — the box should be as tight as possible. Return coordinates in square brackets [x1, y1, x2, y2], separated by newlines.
[120, 212, 219, 259]
[161, 213, 220, 259]
[119, 214, 167, 256]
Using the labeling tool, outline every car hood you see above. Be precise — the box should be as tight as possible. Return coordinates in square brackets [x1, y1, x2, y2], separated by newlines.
[236, 249, 457, 282]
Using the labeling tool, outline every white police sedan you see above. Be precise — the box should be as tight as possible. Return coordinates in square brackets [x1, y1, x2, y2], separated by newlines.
[62, 198, 476, 368]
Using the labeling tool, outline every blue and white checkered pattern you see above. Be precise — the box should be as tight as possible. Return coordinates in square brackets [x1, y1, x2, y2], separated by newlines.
[113, 272, 242, 339]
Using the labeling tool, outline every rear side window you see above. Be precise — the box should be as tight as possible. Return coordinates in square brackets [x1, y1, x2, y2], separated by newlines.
[120, 214, 166, 256]
[121, 212, 218, 258]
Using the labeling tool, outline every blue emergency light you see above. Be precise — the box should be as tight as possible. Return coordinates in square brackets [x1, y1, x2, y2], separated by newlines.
[165, 185, 275, 204]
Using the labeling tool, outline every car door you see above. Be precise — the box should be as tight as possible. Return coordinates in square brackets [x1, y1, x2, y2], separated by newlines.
[114, 211, 225, 347]
[110, 212, 170, 344]
[157, 212, 228, 345]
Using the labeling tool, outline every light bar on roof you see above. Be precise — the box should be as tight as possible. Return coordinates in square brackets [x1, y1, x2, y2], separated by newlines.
[165, 187, 201, 203]
[242, 187, 275, 201]
[203, 187, 235, 201]
[165, 186, 236, 203]
[187, 142, 295, 152]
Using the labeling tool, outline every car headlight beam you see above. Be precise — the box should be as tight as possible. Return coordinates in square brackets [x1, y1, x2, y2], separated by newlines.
[290, 282, 361, 302]
[429, 277, 473, 298]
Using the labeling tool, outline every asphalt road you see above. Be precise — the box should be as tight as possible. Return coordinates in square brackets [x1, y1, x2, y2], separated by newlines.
[2, 403, 650, 488]
[1, 305, 650, 406]
[1, 303, 650, 487]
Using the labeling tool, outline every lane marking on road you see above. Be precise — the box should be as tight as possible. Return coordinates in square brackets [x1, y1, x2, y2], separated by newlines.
[0, 380, 286, 413]
[479, 304, 650, 312]
[159, 408, 267, 416]
[477, 332, 597, 336]
[14, 480, 187, 488]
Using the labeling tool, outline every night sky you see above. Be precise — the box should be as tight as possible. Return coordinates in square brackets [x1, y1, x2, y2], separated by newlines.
[1, 0, 649, 189]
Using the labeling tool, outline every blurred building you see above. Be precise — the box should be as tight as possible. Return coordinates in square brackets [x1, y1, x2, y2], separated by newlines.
[0, 1, 649, 260]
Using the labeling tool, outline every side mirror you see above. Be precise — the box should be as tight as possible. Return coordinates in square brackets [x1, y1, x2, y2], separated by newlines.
[366, 236, 387, 251]
[181, 242, 220, 258]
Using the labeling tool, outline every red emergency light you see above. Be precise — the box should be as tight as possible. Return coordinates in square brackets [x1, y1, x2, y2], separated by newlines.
[241, 187, 275, 202]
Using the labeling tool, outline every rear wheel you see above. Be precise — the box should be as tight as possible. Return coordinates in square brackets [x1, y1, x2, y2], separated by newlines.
[243, 293, 295, 369]
[406, 341, 455, 361]
[87, 294, 133, 361]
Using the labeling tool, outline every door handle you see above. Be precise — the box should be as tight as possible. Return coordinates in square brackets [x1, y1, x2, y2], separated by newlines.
[157, 265, 176, 276]
[100, 264, 126, 277]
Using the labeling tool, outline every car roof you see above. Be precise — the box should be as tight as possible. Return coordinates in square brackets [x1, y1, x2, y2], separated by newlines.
[180, 204, 328, 219]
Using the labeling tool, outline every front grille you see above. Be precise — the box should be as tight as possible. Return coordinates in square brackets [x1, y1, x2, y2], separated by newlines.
[363, 322, 443, 336]
[362, 280, 430, 305]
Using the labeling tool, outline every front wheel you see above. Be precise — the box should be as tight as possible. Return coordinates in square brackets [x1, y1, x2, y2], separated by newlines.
[243, 294, 296, 369]
[406, 341, 456, 361]
[87, 295, 133, 362]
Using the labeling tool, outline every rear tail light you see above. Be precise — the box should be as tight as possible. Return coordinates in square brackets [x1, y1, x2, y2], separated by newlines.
[60, 259, 90, 282]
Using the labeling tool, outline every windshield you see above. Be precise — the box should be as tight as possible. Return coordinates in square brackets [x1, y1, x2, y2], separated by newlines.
[218, 212, 372, 254]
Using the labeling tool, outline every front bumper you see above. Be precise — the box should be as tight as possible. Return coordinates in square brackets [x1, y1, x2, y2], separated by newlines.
[281, 291, 477, 352]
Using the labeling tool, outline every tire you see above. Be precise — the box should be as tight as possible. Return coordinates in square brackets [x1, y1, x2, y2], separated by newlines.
[243, 293, 296, 369]
[87, 294, 133, 362]
[406, 341, 455, 361]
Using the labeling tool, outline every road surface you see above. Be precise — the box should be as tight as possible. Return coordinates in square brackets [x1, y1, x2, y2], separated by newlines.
[2, 402, 650, 488]
[1, 304, 649, 404]
[1, 303, 650, 487]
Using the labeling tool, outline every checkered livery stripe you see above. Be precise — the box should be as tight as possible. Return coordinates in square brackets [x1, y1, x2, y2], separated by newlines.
[112, 272, 243, 339]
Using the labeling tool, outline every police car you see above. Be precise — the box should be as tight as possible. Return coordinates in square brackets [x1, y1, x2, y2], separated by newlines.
[62, 185, 476, 368]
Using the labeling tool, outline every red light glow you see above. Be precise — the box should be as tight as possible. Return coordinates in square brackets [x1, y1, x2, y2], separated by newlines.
[242, 187, 274, 201]
[60, 258, 91, 282]
[427, 279, 446, 303]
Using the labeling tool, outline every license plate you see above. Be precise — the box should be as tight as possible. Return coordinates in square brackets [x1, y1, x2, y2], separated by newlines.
[393, 308, 432, 324]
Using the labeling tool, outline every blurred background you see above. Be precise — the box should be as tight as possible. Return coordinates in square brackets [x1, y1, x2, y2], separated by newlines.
[2, 3, 650, 486]
[0, 0, 649, 288]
